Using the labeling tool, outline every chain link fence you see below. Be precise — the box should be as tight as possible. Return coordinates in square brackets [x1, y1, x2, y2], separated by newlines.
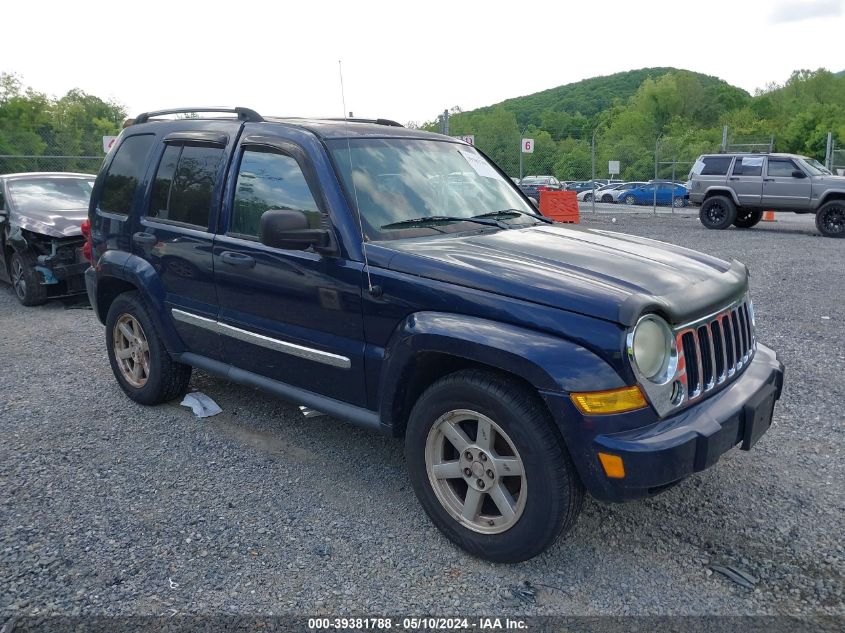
[0, 128, 108, 175]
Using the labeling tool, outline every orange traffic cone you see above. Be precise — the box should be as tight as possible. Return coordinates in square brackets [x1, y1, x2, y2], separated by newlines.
[762, 210, 776, 222]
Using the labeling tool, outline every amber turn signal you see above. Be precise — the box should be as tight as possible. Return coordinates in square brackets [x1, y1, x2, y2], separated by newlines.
[598, 452, 626, 479]
[570, 385, 647, 415]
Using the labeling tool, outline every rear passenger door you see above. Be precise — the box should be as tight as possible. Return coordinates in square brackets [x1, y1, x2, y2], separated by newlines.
[762, 157, 811, 210]
[133, 126, 240, 360]
[212, 139, 367, 406]
[728, 156, 764, 206]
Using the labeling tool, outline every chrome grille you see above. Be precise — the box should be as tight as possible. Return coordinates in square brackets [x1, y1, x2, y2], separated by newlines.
[676, 298, 755, 402]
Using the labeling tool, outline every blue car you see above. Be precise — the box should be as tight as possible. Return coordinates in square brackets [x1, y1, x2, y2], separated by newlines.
[618, 182, 689, 207]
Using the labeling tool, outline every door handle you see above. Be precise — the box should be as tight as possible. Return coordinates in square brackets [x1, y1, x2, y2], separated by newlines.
[132, 231, 156, 245]
[729, 177, 739, 181]
[763, 178, 775, 182]
[220, 251, 256, 268]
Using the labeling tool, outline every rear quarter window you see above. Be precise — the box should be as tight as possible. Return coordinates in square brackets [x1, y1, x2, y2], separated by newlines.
[99, 135, 156, 215]
[699, 156, 733, 176]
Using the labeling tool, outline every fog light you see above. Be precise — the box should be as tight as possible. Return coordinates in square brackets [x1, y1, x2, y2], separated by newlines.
[571, 386, 647, 415]
[598, 452, 625, 479]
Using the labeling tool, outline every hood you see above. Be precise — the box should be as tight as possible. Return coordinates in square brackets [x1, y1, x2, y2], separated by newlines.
[378, 224, 748, 327]
[11, 208, 87, 238]
[814, 174, 845, 187]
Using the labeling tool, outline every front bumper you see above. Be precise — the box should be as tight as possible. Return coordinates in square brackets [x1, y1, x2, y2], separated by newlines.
[544, 343, 784, 502]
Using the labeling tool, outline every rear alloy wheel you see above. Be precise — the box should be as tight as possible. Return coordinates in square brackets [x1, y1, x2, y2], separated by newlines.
[9, 251, 48, 306]
[624, 195, 636, 206]
[106, 291, 192, 404]
[406, 369, 583, 563]
[733, 209, 763, 228]
[672, 196, 686, 208]
[699, 195, 737, 230]
[583, 193, 593, 202]
[815, 201, 845, 238]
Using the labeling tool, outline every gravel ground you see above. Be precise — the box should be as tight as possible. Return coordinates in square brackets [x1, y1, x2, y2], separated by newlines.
[1, 212, 843, 619]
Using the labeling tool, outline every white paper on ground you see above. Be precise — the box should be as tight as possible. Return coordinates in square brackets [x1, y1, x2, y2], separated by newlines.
[180, 392, 222, 418]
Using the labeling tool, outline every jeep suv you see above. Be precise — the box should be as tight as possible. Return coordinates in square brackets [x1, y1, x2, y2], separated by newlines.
[689, 153, 845, 237]
[85, 108, 784, 563]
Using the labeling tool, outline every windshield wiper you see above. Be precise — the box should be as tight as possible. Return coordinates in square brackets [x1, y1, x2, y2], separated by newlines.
[473, 209, 552, 224]
[381, 215, 503, 229]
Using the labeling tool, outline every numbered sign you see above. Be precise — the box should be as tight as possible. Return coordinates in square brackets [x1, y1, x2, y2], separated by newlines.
[102, 135, 118, 153]
[608, 160, 620, 175]
[521, 138, 534, 154]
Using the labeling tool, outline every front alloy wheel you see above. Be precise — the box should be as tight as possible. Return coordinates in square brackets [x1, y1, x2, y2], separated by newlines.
[425, 410, 527, 534]
[816, 201, 845, 238]
[624, 194, 636, 205]
[405, 369, 584, 563]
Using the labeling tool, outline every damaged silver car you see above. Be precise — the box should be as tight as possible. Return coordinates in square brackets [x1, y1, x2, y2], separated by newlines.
[0, 172, 94, 306]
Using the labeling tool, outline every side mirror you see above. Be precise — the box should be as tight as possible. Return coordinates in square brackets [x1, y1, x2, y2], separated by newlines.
[259, 209, 330, 251]
[528, 197, 539, 208]
[792, 170, 806, 179]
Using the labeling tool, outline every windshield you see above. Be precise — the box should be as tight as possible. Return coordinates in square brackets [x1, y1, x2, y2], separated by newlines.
[8, 177, 94, 213]
[329, 138, 541, 240]
[801, 157, 832, 176]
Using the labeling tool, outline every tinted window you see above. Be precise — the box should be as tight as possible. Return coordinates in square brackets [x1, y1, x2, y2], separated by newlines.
[732, 156, 764, 177]
[700, 156, 733, 175]
[100, 135, 155, 214]
[767, 158, 799, 177]
[230, 150, 320, 238]
[148, 144, 223, 228]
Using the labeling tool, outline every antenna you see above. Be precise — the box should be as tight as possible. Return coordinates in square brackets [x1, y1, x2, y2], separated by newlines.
[339, 60, 375, 295]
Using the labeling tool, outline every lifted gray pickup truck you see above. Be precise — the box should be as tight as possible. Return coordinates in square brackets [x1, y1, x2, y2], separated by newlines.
[688, 153, 845, 238]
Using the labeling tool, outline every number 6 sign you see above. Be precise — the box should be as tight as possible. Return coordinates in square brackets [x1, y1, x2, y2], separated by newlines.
[521, 138, 534, 154]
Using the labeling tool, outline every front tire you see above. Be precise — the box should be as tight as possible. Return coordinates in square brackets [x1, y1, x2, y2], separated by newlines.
[624, 195, 636, 206]
[9, 251, 48, 306]
[815, 201, 845, 238]
[699, 196, 737, 229]
[405, 369, 584, 563]
[601, 194, 614, 203]
[105, 292, 192, 405]
[733, 209, 763, 228]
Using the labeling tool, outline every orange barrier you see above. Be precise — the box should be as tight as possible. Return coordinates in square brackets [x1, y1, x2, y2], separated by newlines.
[539, 190, 579, 224]
[762, 210, 776, 222]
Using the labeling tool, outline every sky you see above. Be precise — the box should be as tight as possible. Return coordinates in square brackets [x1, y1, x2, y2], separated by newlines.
[1, 0, 843, 124]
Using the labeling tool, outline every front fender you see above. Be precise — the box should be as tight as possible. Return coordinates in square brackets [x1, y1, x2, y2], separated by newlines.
[378, 311, 626, 427]
[96, 250, 186, 355]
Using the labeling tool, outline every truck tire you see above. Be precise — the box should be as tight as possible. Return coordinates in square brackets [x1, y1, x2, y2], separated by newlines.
[105, 291, 192, 405]
[699, 196, 737, 230]
[405, 369, 584, 563]
[9, 250, 48, 306]
[733, 209, 763, 229]
[815, 201, 845, 238]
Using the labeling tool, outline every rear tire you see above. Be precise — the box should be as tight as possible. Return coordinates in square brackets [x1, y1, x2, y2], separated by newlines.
[105, 291, 192, 405]
[624, 195, 636, 206]
[601, 194, 614, 203]
[10, 251, 48, 306]
[405, 369, 584, 563]
[733, 209, 763, 228]
[699, 196, 737, 230]
[815, 201, 845, 238]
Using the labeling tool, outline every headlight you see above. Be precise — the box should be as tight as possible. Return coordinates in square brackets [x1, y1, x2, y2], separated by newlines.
[628, 315, 677, 383]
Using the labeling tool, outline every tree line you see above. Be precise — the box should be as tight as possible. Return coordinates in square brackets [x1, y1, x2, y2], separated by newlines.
[417, 68, 845, 180]
[0, 72, 126, 172]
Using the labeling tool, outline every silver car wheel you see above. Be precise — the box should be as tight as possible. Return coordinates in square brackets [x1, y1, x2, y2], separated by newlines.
[11, 257, 26, 300]
[424, 409, 527, 534]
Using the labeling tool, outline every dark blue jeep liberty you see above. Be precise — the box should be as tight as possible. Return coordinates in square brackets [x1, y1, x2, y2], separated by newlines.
[85, 108, 784, 563]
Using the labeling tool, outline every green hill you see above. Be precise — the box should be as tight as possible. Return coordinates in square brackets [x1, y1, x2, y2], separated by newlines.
[471, 67, 748, 127]
[425, 67, 845, 180]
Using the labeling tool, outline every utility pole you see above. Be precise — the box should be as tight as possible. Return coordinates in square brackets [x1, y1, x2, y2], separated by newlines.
[441, 109, 449, 135]
[591, 130, 596, 214]
[721, 125, 728, 153]
[653, 136, 661, 215]
[826, 132, 833, 171]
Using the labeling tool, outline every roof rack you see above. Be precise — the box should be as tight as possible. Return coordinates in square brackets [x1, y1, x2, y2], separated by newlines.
[322, 117, 404, 127]
[132, 107, 264, 125]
